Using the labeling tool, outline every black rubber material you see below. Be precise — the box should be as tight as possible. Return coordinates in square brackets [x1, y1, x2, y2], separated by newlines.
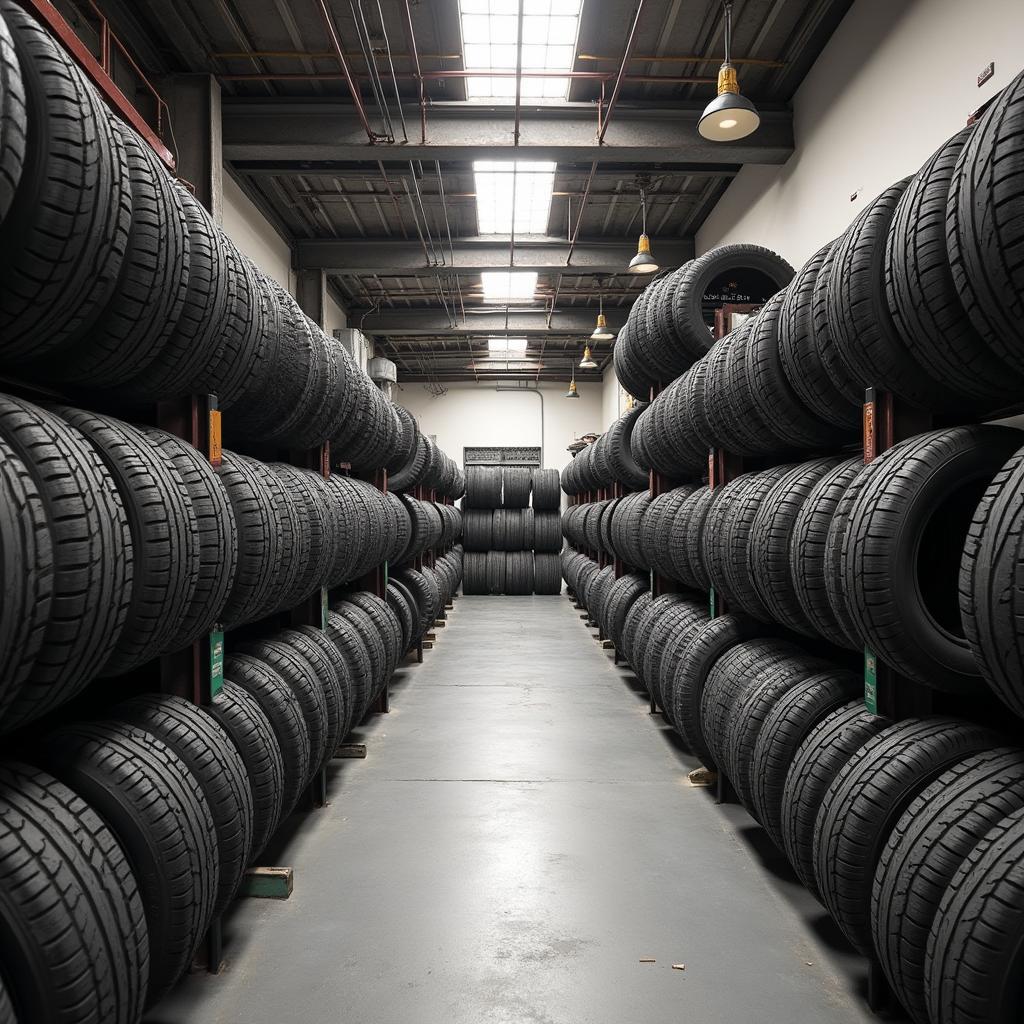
[924, 803, 1024, 1024]
[0, 7, 26, 227]
[0, 761, 148, 1024]
[0, 396, 131, 731]
[0, 435, 51, 719]
[531, 468, 560, 509]
[872, 747, 1024, 1024]
[960, 443, 1024, 717]
[749, 668, 861, 852]
[780, 701, 887, 901]
[53, 406, 199, 674]
[0, 2, 131, 361]
[842, 425, 1023, 690]
[207, 679, 285, 861]
[946, 67, 1024, 379]
[235, 639, 328, 788]
[225, 653, 311, 821]
[114, 694, 254, 921]
[813, 716, 998, 953]
[324, 609, 373, 730]
[289, 625, 349, 756]
[38, 720, 218, 1006]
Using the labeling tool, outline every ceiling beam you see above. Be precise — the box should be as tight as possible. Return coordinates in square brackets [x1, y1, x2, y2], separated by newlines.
[299, 236, 694, 274]
[222, 100, 793, 166]
[355, 308, 628, 336]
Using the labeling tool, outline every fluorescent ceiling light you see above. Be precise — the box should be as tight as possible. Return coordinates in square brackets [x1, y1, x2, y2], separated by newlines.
[473, 160, 555, 234]
[488, 337, 528, 355]
[481, 271, 538, 303]
[460, 0, 583, 101]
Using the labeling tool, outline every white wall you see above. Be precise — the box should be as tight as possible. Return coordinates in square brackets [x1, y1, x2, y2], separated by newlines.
[397, 381, 603, 476]
[324, 295, 348, 334]
[222, 172, 294, 292]
[696, 0, 1024, 268]
[601, 364, 626, 429]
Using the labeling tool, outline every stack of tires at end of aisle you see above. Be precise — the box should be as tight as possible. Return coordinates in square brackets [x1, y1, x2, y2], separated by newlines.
[462, 465, 561, 595]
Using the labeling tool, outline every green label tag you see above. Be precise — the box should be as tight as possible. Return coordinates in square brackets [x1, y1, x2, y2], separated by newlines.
[864, 648, 878, 715]
[210, 631, 225, 697]
[320, 588, 329, 631]
[709, 587, 717, 619]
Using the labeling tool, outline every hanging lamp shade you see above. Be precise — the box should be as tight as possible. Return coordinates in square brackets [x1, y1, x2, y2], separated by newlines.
[628, 233, 658, 273]
[698, 3, 760, 142]
[579, 346, 598, 370]
[591, 313, 614, 340]
[564, 378, 580, 399]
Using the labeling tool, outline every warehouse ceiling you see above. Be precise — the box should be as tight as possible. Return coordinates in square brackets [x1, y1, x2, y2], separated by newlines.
[93, 0, 852, 383]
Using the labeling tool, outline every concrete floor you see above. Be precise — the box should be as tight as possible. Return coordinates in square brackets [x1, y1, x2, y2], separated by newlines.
[147, 594, 877, 1024]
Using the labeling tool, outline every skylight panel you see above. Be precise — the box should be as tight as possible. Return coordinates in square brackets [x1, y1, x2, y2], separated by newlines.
[459, 0, 583, 101]
[481, 271, 538, 303]
[474, 161, 555, 234]
[488, 337, 528, 355]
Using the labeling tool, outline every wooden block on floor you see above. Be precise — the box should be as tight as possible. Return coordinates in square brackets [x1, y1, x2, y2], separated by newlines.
[422, 640, 434, 650]
[445, 603, 454, 610]
[579, 613, 589, 619]
[425, 632, 436, 642]
[687, 766, 717, 788]
[601, 639, 615, 650]
[334, 743, 367, 759]
[241, 867, 293, 900]
[434, 619, 446, 628]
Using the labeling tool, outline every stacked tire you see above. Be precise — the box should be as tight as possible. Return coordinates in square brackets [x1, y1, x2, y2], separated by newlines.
[463, 467, 561, 595]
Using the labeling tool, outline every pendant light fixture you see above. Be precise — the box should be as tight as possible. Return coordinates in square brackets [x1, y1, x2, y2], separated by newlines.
[699, 1, 760, 142]
[591, 284, 614, 340]
[627, 187, 658, 273]
[579, 345, 598, 370]
[565, 363, 580, 399]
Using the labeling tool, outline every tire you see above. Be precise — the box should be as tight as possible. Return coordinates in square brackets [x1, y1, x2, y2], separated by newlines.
[682, 485, 719, 592]
[332, 601, 389, 704]
[289, 626, 349, 759]
[843, 425, 1023, 690]
[725, 653, 831, 813]
[206, 680, 285, 861]
[605, 406, 650, 490]
[386, 405, 419, 474]
[486, 550, 505, 594]
[53, 406, 200, 673]
[386, 581, 416, 651]
[887, 126, 1023, 405]
[791, 457, 864, 649]
[873, 748, 1024, 1024]
[780, 701, 887, 900]
[502, 467, 531, 508]
[0, 397, 131, 731]
[324, 609, 373, 730]
[0, 761, 148, 1024]
[778, 241, 861, 428]
[462, 508, 493, 551]
[829, 178, 963, 410]
[0, 8, 26, 226]
[532, 510, 562, 553]
[225, 653, 311, 820]
[810, 236, 863, 405]
[960, 443, 1024, 717]
[268, 464, 334, 605]
[123, 184, 229, 400]
[813, 716, 998, 953]
[924, 804, 1024, 1024]
[247, 455, 304, 618]
[465, 466, 502, 508]
[343, 592, 402, 682]
[669, 244, 795, 365]
[0, 2, 131, 361]
[137, 426, 237, 643]
[747, 290, 846, 450]
[235, 640, 328, 788]
[749, 458, 839, 636]
[668, 614, 771, 767]
[750, 669, 861, 852]
[217, 451, 281, 628]
[0, 436, 51, 718]
[531, 468, 560, 510]
[533, 553, 561, 594]
[700, 639, 803, 777]
[114, 693, 254, 920]
[38, 720, 218, 1005]
[47, 118, 189, 388]
[946, 67, 1024, 379]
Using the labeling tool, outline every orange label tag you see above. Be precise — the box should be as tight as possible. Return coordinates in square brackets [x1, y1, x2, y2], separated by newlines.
[863, 403, 875, 464]
[209, 409, 223, 466]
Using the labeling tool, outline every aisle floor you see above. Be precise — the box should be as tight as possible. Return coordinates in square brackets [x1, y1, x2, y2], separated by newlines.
[148, 595, 876, 1024]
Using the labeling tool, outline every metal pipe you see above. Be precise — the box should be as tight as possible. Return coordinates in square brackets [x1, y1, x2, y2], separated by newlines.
[401, 0, 428, 144]
[374, 160, 409, 239]
[598, 0, 647, 145]
[374, 0, 409, 143]
[513, 0, 524, 147]
[435, 160, 466, 325]
[349, 0, 394, 142]
[314, 0, 377, 143]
